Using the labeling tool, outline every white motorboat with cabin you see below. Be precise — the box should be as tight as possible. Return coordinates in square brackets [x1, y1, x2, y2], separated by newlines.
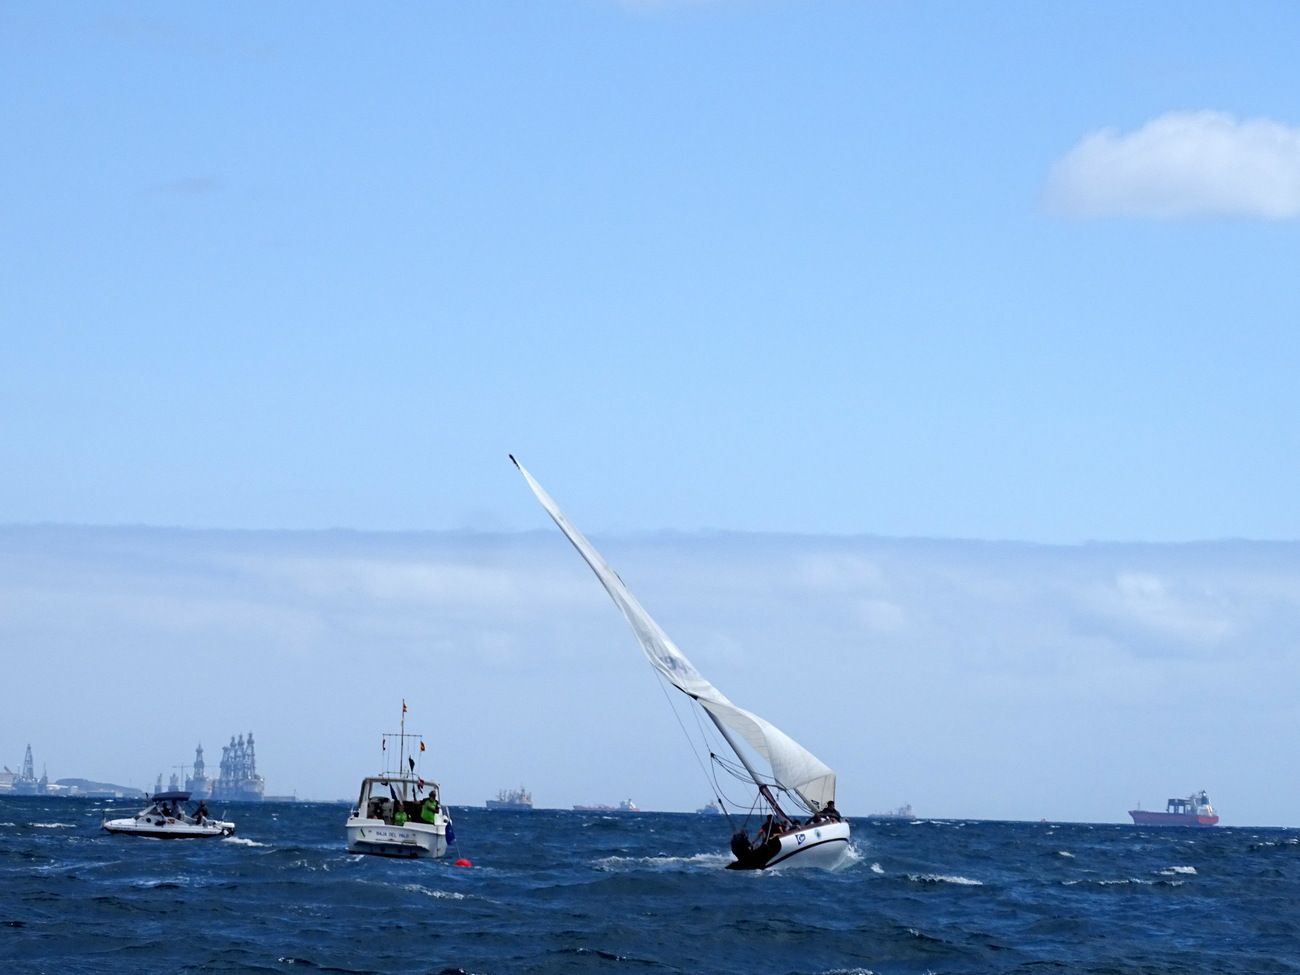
[345, 703, 454, 859]
[102, 791, 236, 839]
[512, 456, 850, 870]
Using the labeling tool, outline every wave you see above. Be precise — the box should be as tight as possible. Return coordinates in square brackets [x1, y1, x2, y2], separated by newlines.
[1056, 850, 1075, 858]
[30, 822, 75, 829]
[907, 873, 983, 886]
[400, 883, 466, 900]
[831, 842, 867, 872]
[1063, 877, 1186, 888]
[222, 836, 268, 847]
[870, 862, 885, 875]
[594, 852, 732, 872]
[1159, 865, 1197, 876]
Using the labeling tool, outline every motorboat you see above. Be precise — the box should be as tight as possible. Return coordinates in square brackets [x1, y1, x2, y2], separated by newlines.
[345, 703, 454, 859]
[102, 791, 235, 839]
[512, 456, 850, 871]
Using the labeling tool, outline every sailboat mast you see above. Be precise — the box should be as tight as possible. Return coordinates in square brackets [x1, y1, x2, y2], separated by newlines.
[703, 707, 790, 821]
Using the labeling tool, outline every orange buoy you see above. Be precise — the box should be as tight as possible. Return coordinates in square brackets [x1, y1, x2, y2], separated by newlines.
[454, 858, 472, 868]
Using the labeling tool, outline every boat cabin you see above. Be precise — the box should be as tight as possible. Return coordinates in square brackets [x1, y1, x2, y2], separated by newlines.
[1166, 790, 1214, 815]
[353, 775, 442, 826]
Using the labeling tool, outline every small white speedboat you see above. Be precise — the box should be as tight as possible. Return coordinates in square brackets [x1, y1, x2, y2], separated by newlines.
[102, 791, 235, 839]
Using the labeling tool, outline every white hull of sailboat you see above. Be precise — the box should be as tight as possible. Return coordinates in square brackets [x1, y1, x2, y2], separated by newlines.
[763, 820, 851, 869]
[345, 818, 447, 859]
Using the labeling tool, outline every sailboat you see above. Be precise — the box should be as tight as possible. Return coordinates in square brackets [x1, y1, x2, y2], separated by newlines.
[512, 456, 850, 870]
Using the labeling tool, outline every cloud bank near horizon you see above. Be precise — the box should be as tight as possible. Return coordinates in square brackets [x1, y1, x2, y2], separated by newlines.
[2, 526, 1298, 824]
[1046, 111, 1300, 220]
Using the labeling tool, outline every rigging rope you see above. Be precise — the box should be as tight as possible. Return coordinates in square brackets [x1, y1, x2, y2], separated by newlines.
[652, 673, 738, 829]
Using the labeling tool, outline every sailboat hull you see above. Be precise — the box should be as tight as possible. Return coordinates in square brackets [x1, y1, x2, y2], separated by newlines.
[729, 820, 851, 870]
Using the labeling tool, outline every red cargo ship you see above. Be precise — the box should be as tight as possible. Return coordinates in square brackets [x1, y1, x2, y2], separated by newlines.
[1129, 790, 1219, 826]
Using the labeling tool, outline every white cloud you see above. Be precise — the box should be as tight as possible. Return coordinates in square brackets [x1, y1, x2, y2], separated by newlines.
[1045, 110, 1300, 219]
[4, 527, 1300, 822]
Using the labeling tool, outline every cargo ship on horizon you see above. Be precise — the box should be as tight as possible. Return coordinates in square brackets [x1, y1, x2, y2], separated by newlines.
[1129, 790, 1219, 827]
[485, 787, 533, 811]
[574, 799, 640, 813]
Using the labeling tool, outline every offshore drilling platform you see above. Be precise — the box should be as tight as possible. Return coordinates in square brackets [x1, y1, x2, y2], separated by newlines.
[180, 733, 265, 801]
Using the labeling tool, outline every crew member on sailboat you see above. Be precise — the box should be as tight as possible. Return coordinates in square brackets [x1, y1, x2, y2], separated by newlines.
[511, 455, 851, 870]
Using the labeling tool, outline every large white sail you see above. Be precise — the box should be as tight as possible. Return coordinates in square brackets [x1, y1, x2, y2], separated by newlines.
[511, 456, 836, 811]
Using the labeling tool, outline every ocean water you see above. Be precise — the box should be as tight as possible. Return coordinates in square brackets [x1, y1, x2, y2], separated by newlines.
[2, 797, 1298, 974]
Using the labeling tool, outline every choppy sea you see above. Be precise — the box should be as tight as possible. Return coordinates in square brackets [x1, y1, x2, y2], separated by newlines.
[2, 797, 1298, 974]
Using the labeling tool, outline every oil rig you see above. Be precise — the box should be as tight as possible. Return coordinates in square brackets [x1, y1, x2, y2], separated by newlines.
[211, 732, 265, 801]
[7, 744, 48, 795]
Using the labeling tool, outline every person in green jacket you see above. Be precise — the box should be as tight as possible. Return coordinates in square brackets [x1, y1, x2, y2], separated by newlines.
[420, 794, 439, 824]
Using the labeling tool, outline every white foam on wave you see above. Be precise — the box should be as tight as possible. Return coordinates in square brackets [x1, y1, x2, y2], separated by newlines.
[31, 822, 75, 829]
[401, 883, 466, 900]
[222, 836, 268, 847]
[870, 862, 885, 875]
[0, 822, 16, 828]
[1159, 865, 1197, 876]
[1056, 850, 1075, 858]
[830, 842, 867, 872]
[908, 873, 983, 886]
[594, 851, 732, 872]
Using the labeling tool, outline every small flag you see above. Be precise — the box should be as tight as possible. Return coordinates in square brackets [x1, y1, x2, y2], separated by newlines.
[402, 700, 407, 714]
[381, 738, 386, 751]
[419, 741, 426, 752]
[408, 756, 415, 772]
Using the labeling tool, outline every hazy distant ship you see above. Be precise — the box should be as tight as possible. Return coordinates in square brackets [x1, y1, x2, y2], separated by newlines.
[695, 800, 721, 814]
[871, 803, 916, 820]
[486, 787, 533, 811]
[574, 798, 640, 813]
[1129, 790, 1219, 827]
[209, 732, 265, 802]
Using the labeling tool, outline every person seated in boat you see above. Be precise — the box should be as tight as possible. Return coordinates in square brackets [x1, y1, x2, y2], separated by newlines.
[755, 814, 776, 844]
[821, 800, 841, 822]
[730, 828, 754, 861]
[196, 800, 208, 825]
[420, 794, 440, 824]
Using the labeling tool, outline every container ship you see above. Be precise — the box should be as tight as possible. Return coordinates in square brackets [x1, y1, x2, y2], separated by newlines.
[485, 786, 533, 811]
[573, 799, 640, 813]
[1129, 790, 1219, 826]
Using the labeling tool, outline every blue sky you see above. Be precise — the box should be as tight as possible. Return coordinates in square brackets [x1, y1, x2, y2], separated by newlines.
[3, 4, 1300, 823]
[4, 1, 1299, 541]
